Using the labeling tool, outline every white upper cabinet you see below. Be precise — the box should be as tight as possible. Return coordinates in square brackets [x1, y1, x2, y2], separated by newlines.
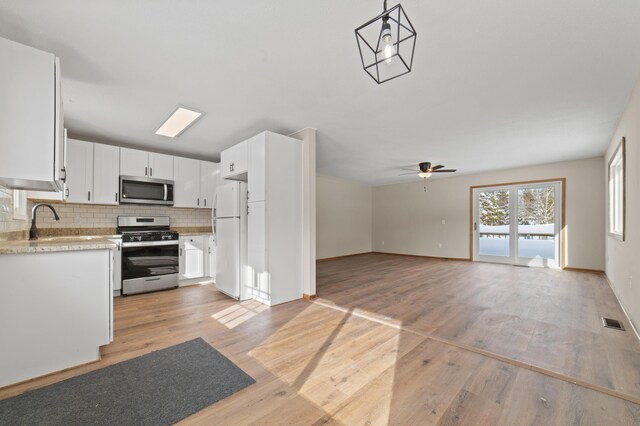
[120, 148, 173, 180]
[0, 37, 64, 191]
[247, 134, 266, 203]
[120, 148, 149, 178]
[220, 141, 248, 180]
[93, 144, 120, 205]
[174, 157, 201, 208]
[148, 152, 174, 180]
[200, 161, 220, 209]
[119, 148, 149, 178]
[65, 139, 94, 204]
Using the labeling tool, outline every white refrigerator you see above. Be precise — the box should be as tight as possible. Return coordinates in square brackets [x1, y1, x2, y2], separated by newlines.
[213, 181, 250, 300]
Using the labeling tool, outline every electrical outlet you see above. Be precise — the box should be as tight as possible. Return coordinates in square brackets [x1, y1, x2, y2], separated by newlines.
[438, 243, 443, 249]
[381, 241, 385, 245]
[441, 219, 446, 225]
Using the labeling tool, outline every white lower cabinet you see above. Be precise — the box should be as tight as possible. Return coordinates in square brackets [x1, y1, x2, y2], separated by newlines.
[0, 249, 112, 387]
[204, 235, 216, 279]
[179, 236, 205, 281]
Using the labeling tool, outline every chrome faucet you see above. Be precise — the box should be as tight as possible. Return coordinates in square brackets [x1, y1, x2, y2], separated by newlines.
[29, 203, 60, 240]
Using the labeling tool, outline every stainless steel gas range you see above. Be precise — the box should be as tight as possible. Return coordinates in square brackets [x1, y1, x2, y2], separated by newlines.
[117, 216, 179, 295]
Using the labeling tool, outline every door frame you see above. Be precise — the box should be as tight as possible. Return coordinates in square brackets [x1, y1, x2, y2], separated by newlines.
[469, 178, 566, 269]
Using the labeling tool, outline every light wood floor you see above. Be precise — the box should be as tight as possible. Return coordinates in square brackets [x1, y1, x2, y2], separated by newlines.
[1, 253, 639, 425]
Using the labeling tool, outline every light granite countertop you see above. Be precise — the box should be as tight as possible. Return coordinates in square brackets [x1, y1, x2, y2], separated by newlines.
[0, 237, 117, 255]
[178, 232, 213, 237]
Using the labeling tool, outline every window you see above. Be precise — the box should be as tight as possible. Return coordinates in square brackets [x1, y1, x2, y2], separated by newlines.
[12, 190, 28, 221]
[608, 137, 625, 241]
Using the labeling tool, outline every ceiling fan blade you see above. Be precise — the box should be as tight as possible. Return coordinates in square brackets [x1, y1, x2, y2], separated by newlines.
[429, 165, 445, 171]
[432, 169, 456, 173]
[401, 168, 419, 172]
[398, 172, 417, 176]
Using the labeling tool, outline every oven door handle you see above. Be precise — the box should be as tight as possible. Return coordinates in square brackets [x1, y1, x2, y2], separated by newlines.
[122, 241, 179, 248]
[163, 184, 168, 201]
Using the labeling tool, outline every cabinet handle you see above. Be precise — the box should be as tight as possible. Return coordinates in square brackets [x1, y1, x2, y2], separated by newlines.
[197, 198, 200, 206]
[150, 168, 153, 176]
[247, 191, 250, 201]
[115, 193, 118, 202]
[204, 199, 206, 207]
[88, 191, 91, 201]
[61, 168, 67, 183]
[230, 163, 234, 172]
[145, 167, 148, 176]
[65, 188, 69, 198]
[179, 247, 183, 256]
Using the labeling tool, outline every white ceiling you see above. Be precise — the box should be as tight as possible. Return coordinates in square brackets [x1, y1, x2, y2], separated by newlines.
[1, 1, 640, 185]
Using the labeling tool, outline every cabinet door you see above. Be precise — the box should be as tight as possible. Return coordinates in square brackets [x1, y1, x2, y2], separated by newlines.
[207, 235, 216, 279]
[200, 161, 220, 209]
[0, 38, 57, 188]
[65, 139, 94, 204]
[220, 146, 234, 179]
[120, 148, 149, 178]
[174, 157, 201, 208]
[247, 201, 268, 301]
[109, 239, 122, 292]
[178, 240, 186, 278]
[220, 141, 248, 179]
[248, 134, 266, 202]
[93, 144, 120, 205]
[233, 141, 248, 175]
[149, 152, 174, 180]
[180, 236, 204, 279]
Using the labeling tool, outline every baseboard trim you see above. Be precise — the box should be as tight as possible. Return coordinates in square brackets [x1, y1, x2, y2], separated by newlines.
[603, 273, 640, 342]
[303, 294, 317, 300]
[316, 252, 372, 261]
[563, 266, 605, 274]
[371, 251, 471, 262]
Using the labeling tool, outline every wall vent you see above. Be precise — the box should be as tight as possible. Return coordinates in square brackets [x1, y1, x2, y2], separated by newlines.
[602, 317, 625, 331]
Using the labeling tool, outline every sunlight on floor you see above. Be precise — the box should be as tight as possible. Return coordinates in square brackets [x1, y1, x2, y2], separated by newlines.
[210, 300, 269, 329]
[248, 304, 403, 423]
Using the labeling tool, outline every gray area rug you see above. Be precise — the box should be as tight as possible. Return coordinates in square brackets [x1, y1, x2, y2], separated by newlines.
[0, 338, 255, 425]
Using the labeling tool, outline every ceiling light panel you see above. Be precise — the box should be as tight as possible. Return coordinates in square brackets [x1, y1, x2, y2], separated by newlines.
[155, 106, 204, 138]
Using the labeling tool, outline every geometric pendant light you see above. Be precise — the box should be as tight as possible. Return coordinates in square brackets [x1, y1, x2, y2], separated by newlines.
[355, 0, 417, 84]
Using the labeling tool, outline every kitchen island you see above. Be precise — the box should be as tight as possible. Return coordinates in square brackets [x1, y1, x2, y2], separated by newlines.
[0, 238, 114, 387]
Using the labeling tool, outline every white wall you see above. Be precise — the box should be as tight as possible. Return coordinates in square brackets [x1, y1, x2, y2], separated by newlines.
[373, 157, 605, 269]
[316, 174, 372, 259]
[605, 76, 640, 333]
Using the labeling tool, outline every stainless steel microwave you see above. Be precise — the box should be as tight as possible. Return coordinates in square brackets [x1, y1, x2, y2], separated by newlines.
[119, 176, 174, 206]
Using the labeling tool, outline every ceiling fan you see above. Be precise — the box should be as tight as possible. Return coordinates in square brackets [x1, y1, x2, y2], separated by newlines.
[399, 162, 457, 178]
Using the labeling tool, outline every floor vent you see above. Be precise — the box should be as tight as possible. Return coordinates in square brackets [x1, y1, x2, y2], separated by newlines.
[602, 317, 625, 331]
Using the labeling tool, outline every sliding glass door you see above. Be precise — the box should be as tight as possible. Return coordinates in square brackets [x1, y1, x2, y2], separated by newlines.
[472, 181, 562, 268]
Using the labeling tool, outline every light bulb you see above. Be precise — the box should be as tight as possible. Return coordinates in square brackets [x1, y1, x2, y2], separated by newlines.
[381, 22, 395, 64]
[418, 172, 432, 179]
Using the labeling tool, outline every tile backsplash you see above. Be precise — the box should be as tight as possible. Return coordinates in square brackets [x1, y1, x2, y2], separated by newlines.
[0, 184, 211, 240]
[30, 201, 212, 230]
